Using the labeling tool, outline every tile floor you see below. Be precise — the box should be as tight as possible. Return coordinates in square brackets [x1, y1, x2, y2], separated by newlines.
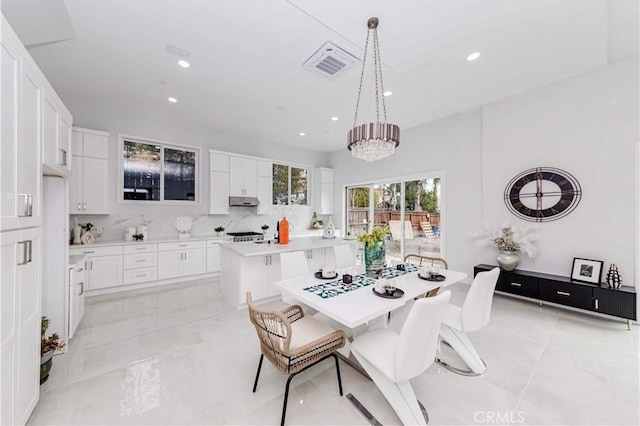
[30, 278, 639, 425]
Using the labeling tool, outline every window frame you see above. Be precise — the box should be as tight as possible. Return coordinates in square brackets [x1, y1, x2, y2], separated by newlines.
[342, 170, 445, 259]
[272, 160, 312, 207]
[117, 134, 201, 205]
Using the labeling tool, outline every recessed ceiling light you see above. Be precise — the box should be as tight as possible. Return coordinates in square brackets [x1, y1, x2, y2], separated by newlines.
[168, 97, 177, 103]
[383, 91, 392, 97]
[177, 60, 190, 68]
[467, 52, 481, 61]
[331, 116, 339, 121]
[299, 132, 306, 136]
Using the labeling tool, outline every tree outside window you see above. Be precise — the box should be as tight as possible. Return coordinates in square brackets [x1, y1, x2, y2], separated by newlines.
[272, 163, 308, 206]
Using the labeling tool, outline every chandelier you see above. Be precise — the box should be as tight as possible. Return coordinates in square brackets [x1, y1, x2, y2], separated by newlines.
[347, 17, 400, 162]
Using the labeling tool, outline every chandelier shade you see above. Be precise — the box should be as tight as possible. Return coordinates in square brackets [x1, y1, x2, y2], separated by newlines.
[347, 17, 400, 162]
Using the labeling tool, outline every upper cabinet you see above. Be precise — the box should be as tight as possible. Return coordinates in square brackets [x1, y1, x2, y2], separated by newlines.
[69, 128, 109, 215]
[41, 79, 72, 177]
[1, 15, 57, 231]
[314, 167, 334, 215]
[209, 150, 272, 215]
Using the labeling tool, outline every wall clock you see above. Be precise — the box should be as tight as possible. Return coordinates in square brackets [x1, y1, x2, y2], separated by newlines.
[504, 167, 581, 222]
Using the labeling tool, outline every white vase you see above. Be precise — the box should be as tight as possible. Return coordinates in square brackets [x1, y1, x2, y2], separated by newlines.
[496, 250, 519, 271]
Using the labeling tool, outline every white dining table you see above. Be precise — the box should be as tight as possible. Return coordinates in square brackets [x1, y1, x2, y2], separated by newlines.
[274, 265, 468, 425]
[274, 267, 468, 330]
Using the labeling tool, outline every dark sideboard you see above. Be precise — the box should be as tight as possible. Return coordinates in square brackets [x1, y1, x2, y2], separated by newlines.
[475, 264, 637, 330]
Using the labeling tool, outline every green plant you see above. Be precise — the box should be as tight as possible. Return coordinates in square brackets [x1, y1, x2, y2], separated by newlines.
[215, 226, 225, 233]
[80, 222, 94, 232]
[356, 225, 389, 245]
[41, 316, 65, 356]
[132, 233, 144, 241]
[261, 224, 269, 231]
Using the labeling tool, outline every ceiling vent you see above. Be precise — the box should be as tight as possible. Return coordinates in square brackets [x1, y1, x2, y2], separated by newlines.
[302, 42, 359, 79]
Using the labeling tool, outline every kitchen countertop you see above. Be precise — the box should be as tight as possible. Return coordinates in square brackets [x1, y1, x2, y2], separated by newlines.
[69, 234, 232, 249]
[221, 236, 358, 257]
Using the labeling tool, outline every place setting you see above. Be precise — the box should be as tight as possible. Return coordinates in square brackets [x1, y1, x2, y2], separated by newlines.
[372, 278, 404, 299]
[418, 264, 447, 282]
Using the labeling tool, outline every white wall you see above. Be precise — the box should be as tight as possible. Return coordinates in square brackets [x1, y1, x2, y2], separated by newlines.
[482, 57, 638, 280]
[330, 56, 638, 286]
[65, 96, 331, 240]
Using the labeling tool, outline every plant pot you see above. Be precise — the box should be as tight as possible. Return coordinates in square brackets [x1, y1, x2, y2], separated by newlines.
[40, 350, 54, 384]
[364, 241, 386, 275]
[496, 250, 520, 271]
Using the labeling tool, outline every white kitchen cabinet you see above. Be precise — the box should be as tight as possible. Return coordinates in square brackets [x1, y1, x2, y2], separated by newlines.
[256, 159, 273, 215]
[73, 246, 124, 291]
[42, 88, 72, 177]
[157, 241, 206, 279]
[230, 254, 281, 304]
[1, 228, 41, 426]
[314, 167, 334, 215]
[69, 128, 109, 215]
[206, 241, 221, 273]
[305, 248, 325, 274]
[1, 21, 42, 232]
[229, 156, 258, 197]
[68, 262, 86, 339]
[209, 151, 230, 215]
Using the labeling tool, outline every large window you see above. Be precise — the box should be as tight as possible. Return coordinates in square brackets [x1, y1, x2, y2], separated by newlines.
[273, 163, 308, 205]
[345, 175, 443, 261]
[121, 136, 198, 203]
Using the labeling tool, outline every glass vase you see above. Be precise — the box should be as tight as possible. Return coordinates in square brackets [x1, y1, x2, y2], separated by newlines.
[365, 240, 386, 275]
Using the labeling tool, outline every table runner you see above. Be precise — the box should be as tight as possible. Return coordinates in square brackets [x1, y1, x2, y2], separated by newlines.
[303, 264, 419, 299]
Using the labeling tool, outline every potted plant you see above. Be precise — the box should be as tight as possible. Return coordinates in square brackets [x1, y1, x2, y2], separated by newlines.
[215, 226, 225, 236]
[132, 233, 144, 241]
[40, 316, 65, 384]
[357, 225, 389, 274]
[261, 224, 269, 234]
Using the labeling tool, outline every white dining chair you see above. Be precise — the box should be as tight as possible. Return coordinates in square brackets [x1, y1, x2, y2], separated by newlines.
[333, 244, 355, 270]
[350, 291, 451, 425]
[280, 251, 310, 280]
[436, 267, 500, 376]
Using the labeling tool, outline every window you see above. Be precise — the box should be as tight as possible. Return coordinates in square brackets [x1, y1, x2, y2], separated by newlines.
[121, 136, 198, 203]
[272, 163, 308, 205]
[345, 174, 443, 261]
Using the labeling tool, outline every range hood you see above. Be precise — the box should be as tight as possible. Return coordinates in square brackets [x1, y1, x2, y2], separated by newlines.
[229, 196, 259, 207]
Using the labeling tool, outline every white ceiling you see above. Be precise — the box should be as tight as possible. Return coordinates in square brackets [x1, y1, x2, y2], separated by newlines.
[4, 0, 638, 152]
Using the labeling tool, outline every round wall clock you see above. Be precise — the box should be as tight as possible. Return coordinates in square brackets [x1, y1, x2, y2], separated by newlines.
[504, 167, 581, 222]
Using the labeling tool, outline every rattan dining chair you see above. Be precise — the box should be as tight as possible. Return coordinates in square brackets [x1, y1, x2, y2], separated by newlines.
[404, 254, 449, 298]
[246, 292, 346, 426]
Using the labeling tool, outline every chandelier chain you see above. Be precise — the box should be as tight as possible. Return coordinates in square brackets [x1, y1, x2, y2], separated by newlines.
[373, 28, 381, 123]
[374, 29, 388, 122]
[352, 27, 372, 129]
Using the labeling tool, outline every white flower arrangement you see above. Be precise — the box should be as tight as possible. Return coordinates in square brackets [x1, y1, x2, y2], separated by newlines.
[473, 222, 538, 258]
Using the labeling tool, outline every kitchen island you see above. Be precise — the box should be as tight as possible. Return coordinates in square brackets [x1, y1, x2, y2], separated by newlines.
[220, 236, 360, 308]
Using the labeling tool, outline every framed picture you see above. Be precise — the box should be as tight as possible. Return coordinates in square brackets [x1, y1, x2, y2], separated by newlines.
[571, 258, 604, 284]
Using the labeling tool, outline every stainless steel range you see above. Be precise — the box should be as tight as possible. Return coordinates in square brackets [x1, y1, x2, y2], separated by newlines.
[227, 232, 264, 242]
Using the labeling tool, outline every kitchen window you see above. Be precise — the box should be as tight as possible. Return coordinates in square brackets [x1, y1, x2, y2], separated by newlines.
[119, 136, 199, 204]
[273, 163, 308, 206]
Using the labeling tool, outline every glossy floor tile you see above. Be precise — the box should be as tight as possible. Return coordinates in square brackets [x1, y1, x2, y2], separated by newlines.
[29, 279, 639, 425]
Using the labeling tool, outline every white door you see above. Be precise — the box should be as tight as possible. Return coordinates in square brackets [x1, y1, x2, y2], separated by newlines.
[1, 34, 20, 230]
[1, 230, 19, 426]
[240, 256, 269, 301]
[229, 156, 245, 196]
[206, 244, 221, 273]
[18, 62, 42, 228]
[15, 228, 41, 424]
[82, 157, 107, 214]
[209, 171, 229, 215]
[82, 133, 108, 159]
[68, 265, 85, 339]
[183, 249, 206, 276]
[59, 114, 72, 175]
[88, 255, 123, 290]
[256, 175, 272, 215]
[157, 250, 183, 279]
[42, 92, 60, 173]
[68, 156, 83, 214]
[243, 158, 258, 197]
[266, 254, 282, 297]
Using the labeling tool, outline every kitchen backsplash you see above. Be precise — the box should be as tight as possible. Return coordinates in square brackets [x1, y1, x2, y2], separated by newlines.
[70, 207, 330, 242]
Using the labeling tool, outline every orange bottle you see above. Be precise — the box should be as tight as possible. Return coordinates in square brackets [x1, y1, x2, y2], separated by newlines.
[279, 217, 289, 244]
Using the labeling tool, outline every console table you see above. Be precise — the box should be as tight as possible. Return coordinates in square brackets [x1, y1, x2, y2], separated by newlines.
[475, 264, 637, 330]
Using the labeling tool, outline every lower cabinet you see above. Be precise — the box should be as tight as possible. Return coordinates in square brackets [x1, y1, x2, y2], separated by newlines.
[236, 254, 281, 303]
[157, 241, 206, 280]
[1, 228, 41, 426]
[206, 242, 221, 273]
[475, 264, 637, 326]
[70, 246, 123, 291]
[68, 263, 85, 339]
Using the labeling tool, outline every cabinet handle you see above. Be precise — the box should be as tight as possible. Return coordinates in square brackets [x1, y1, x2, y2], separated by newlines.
[77, 267, 84, 272]
[83, 203, 87, 211]
[83, 251, 95, 254]
[59, 149, 68, 166]
[595, 299, 599, 310]
[179, 244, 188, 247]
[77, 203, 82, 211]
[136, 259, 145, 263]
[136, 274, 146, 278]
[78, 282, 84, 295]
[265, 256, 268, 266]
[556, 291, 571, 296]
[26, 240, 32, 263]
[18, 194, 32, 217]
[184, 252, 187, 260]
[17, 241, 29, 265]
[136, 247, 145, 250]
[510, 282, 522, 287]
